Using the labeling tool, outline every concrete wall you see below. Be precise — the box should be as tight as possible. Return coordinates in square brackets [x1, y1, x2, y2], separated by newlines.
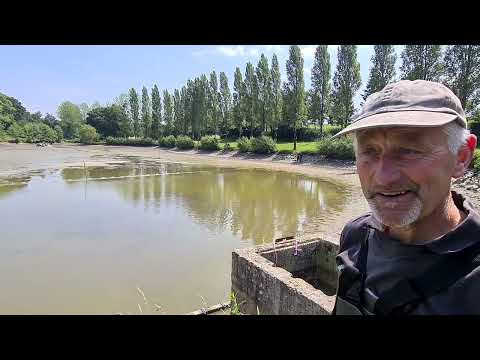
[231, 236, 339, 315]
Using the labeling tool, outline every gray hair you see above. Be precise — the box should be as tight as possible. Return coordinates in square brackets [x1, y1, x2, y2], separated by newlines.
[352, 121, 471, 156]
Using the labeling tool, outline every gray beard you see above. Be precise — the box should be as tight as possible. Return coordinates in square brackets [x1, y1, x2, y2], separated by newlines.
[367, 196, 423, 228]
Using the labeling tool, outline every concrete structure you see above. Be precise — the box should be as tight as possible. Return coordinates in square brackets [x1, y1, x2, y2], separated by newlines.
[231, 235, 339, 315]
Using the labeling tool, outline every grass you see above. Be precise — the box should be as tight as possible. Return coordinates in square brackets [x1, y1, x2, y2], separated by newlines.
[219, 141, 318, 154]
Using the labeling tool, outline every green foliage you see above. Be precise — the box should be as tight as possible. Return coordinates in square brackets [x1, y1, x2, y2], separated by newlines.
[237, 136, 252, 152]
[400, 45, 443, 81]
[129, 88, 140, 138]
[159, 135, 176, 148]
[222, 142, 233, 152]
[79, 124, 99, 144]
[277, 148, 294, 154]
[21, 122, 57, 143]
[58, 101, 83, 139]
[331, 45, 362, 128]
[362, 45, 397, 100]
[230, 292, 244, 315]
[175, 135, 195, 149]
[251, 135, 277, 154]
[7, 122, 25, 141]
[105, 137, 155, 146]
[473, 149, 480, 173]
[317, 137, 355, 160]
[199, 135, 220, 151]
[322, 124, 343, 138]
[86, 105, 129, 138]
[311, 45, 331, 134]
[443, 45, 480, 113]
[54, 125, 64, 142]
[468, 116, 480, 139]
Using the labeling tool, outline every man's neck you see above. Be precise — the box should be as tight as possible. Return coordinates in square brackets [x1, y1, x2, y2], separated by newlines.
[386, 192, 466, 245]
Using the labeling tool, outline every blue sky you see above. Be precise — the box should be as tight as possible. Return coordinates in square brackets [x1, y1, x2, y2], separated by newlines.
[0, 45, 405, 117]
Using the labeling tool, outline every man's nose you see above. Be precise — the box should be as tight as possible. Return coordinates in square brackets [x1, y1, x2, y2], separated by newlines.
[373, 155, 402, 187]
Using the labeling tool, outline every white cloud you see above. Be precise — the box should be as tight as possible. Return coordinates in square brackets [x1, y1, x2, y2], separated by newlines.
[216, 45, 247, 57]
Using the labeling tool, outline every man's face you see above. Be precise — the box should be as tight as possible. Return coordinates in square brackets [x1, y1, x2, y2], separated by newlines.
[355, 126, 456, 228]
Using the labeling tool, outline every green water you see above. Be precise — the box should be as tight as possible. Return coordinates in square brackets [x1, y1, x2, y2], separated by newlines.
[0, 159, 347, 314]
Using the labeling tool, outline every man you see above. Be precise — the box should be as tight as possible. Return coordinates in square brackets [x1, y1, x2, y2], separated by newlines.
[332, 80, 479, 315]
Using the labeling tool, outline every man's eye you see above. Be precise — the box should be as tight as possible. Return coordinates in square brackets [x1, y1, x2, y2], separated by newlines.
[399, 148, 421, 155]
[361, 148, 378, 156]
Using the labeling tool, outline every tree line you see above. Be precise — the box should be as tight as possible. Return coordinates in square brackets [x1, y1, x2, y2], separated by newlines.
[2, 45, 480, 147]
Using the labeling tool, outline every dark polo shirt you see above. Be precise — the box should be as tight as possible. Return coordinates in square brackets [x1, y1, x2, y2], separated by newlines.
[336, 191, 480, 315]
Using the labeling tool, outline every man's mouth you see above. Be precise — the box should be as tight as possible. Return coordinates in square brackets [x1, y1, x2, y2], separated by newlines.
[376, 190, 411, 198]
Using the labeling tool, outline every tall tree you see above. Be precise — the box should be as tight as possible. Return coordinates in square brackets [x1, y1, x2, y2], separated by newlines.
[181, 84, 191, 136]
[173, 89, 182, 135]
[286, 45, 305, 150]
[256, 54, 271, 135]
[311, 45, 331, 137]
[233, 67, 244, 138]
[208, 71, 220, 135]
[163, 90, 173, 136]
[400, 45, 443, 81]
[443, 45, 480, 114]
[141, 86, 151, 138]
[362, 45, 397, 100]
[270, 54, 282, 139]
[151, 85, 161, 139]
[129, 88, 140, 138]
[199, 75, 210, 137]
[331, 45, 362, 128]
[57, 101, 82, 139]
[79, 103, 90, 122]
[219, 72, 232, 137]
[244, 62, 257, 137]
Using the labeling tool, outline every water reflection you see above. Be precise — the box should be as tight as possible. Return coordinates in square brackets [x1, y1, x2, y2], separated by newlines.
[61, 162, 347, 244]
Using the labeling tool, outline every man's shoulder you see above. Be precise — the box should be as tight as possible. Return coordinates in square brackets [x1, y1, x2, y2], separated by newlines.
[338, 213, 372, 253]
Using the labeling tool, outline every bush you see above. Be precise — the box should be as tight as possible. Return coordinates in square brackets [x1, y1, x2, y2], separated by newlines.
[199, 135, 220, 151]
[322, 124, 343, 138]
[222, 142, 234, 152]
[79, 124, 99, 144]
[468, 117, 480, 140]
[473, 149, 480, 173]
[237, 137, 252, 152]
[176, 135, 195, 149]
[105, 137, 155, 146]
[159, 135, 176, 148]
[317, 138, 355, 160]
[251, 135, 277, 154]
[54, 125, 64, 143]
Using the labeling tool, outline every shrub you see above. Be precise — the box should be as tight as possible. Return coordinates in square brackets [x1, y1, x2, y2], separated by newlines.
[176, 135, 195, 149]
[322, 124, 343, 138]
[251, 135, 277, 154]
[468, 116, 480, 140]
[199, 135, 220, 151]
[7, 123, 25, 142]
[79, 124, 99, 144]
[54, 125, 64, 143]
[473, 149, 480, 173]
[222, 142, 234, 152]
[159, 135, 176, 148]
[237, 137, 252, 152]
[105, 137, 155, 146]
[317, 137, 355, 160]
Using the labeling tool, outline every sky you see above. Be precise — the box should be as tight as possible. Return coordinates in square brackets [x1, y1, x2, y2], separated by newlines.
[0, 45, 405, 117]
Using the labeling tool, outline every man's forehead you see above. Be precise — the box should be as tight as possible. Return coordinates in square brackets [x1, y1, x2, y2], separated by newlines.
[355, 126, 443, 144]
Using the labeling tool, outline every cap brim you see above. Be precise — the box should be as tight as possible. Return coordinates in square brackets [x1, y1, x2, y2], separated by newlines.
[331, 111, 460, 139]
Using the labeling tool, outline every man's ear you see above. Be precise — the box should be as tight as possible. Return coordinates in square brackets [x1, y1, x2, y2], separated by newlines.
[452, 134, 477, 178]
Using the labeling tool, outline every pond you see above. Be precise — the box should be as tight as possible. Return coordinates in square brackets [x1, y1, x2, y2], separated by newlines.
[0, 158, 347, 314]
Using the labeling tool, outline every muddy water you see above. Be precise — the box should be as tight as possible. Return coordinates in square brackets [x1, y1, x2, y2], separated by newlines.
[0, 158, 347, 314]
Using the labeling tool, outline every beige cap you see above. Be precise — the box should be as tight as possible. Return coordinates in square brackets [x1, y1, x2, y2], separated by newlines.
[332, 80, 467, 138]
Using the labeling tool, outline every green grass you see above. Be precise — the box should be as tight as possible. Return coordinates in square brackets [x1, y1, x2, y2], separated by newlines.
[220, 141, 318, 154]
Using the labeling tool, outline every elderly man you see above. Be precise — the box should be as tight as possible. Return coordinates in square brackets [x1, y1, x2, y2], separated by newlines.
[332, 80, 479, 315]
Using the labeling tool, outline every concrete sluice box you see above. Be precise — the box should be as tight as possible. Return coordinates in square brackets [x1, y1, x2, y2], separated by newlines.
[231, 236, 340, 315]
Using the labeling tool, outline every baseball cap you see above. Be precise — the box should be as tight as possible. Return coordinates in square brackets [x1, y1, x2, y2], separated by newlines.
[332, 80, 467, 138]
